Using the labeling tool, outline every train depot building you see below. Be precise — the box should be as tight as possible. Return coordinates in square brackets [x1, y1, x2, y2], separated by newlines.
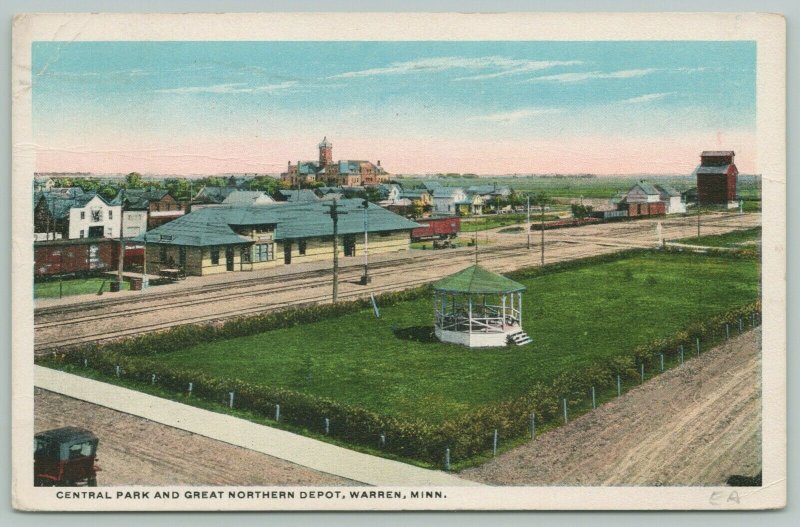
[136, 199, 420, 276]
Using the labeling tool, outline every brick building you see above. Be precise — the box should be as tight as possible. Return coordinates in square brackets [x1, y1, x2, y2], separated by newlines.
[281, 137, 390, 188]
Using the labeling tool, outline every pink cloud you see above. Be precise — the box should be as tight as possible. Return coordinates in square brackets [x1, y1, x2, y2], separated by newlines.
[35, 131, 757, 175]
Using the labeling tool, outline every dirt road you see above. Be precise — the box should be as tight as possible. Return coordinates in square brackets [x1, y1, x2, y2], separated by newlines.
[34, 389, 356, 486]
[461, 329, 762, 486]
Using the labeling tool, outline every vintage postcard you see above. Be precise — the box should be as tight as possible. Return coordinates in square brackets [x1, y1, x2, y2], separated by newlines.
[11, 12, 786, 511]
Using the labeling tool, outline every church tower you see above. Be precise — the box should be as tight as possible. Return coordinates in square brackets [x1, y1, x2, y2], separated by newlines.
[319, 137, 333, 167]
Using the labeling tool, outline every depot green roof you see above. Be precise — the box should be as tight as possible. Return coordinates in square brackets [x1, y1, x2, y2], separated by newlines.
[433, 265, 526, 294]
[135, 199, 421, 247]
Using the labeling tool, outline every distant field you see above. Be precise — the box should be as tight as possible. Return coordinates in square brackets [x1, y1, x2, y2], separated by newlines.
[678, 227, 761, 248]
[139, 251, 759, 424]
[395, 175, 762, 200]
[34, 277, 129, 299]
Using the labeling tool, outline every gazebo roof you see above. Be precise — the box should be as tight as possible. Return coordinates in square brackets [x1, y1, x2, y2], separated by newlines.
[433, 265, 526, 294]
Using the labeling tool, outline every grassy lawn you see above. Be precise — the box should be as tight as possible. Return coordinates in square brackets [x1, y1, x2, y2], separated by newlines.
[460, 214, 559, 232]
[678, 227, 761, 248]
[34, 277, 129, 298]
[147, 252, 759, 424]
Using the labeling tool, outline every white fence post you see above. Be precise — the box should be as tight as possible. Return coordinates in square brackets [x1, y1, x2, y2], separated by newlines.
[640, 363, 645, 383]
[275, 404, 281, 422]
[188, 382, 193, 397]
[660, 353, 664, 372]
[617, 375, 621, 397]
[562, 398, 568, 423]
[591, 386, 596, 409]
[228, 391, 234, 408]
[151, 373, 156, 385]
[325, 417, 330, 435]
[493, 429, 498, 456]
[115, 365, 120, 377]
[445, 448, 451, 470]
[530, 412, 536, 440]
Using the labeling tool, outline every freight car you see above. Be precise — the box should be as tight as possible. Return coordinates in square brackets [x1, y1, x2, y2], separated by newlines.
[34, 238, 118, 278]
[411, 216, 461, 241]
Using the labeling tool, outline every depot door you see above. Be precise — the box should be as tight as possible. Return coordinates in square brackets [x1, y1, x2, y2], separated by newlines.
[284, 242, 292, 264]
[225, 247, 234, 271]
[343, 235, 356, 257]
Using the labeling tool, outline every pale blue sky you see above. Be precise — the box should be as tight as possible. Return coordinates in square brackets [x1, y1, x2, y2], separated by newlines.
[32, 41, 757, 174]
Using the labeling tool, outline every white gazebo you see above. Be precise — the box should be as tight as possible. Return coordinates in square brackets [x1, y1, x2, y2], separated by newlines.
[433, 265, 531, 348]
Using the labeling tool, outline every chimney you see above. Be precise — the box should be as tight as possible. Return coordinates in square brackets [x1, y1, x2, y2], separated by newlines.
[377, 160, 381, 167]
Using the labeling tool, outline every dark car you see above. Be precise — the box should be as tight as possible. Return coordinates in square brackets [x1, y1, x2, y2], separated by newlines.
[34, 427, 100, 487]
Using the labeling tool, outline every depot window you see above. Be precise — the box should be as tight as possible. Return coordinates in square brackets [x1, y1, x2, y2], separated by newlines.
[253, 243, 274, 262]
[210, 248, 220, 265]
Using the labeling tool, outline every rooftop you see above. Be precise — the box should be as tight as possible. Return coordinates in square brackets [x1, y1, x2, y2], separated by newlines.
[696, 164, 734, 175]
[433, 265, 526, 294]
[137, 199, 422, 247]
[701, 150, 735, 157]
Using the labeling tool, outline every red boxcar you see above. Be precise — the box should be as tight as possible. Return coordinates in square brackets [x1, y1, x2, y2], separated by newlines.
[411, 216, 461, 241]
[34, 238, 118, 278]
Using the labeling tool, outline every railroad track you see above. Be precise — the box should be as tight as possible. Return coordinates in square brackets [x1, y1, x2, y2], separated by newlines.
[34, 242, 558, 327]
[34, 241, 609, 354]
[33, 214, 758, 354]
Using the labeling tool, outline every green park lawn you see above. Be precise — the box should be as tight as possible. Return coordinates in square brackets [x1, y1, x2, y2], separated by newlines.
[678, 227, 761, 248]
[34, 277, 129, 299]
[148, 251, 759, 424]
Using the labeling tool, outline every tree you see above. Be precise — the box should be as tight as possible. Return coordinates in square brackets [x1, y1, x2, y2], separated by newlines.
[98, 185, 118, 201]
[125, 172, 144, 188]
[571, 203, 594, 219]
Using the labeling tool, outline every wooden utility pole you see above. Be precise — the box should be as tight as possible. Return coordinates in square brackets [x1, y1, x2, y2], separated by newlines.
[324, 199, 347, 302]
[696, 203, 701, 238]
[526, 195, 531, 250]
[296, 160, 302, 201]
[117, 213, 125, 291]
[538, 194, 546, 266]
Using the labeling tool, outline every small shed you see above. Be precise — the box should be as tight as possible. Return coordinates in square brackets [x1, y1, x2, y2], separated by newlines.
[433, 265, 531, 348]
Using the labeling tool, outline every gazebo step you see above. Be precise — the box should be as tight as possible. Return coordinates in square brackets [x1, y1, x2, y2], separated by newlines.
[508, 331, 533, 346]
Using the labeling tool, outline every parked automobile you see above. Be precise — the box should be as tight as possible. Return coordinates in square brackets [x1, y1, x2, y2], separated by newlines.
[34, 427, 100, 486]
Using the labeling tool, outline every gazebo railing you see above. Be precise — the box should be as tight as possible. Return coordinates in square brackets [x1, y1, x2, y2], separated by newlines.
[436, 313, 520, 333]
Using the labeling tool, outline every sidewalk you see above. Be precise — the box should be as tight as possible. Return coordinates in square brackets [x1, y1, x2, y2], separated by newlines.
[34, 366, 481, 487]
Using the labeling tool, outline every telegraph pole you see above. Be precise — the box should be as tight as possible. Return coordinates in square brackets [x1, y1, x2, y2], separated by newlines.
[360, 199, 370, 285]
[296, 160, 301, 201]
[696, 202, 701, 238]
[526, 195, 531, 250]
[324, 199, 347, 302]
[540, 202, 545, 266]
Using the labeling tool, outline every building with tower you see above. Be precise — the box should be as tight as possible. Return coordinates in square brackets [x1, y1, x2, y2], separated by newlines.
[281, 137, 390, 188]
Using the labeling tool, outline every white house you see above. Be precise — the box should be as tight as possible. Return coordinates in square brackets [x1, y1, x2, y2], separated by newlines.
[656, 185, 687, 214]
[68, 194, 122, 239]
[432, 187, 468, 215]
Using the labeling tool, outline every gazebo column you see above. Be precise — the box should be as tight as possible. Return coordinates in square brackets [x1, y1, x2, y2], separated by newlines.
[468, 297, 473, 334]
[501, 294, 506, 328]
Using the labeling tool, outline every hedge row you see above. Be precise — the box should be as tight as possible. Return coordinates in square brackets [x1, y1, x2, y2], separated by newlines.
[80, 284, 431, 357]
[40, 299, 761, 465]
